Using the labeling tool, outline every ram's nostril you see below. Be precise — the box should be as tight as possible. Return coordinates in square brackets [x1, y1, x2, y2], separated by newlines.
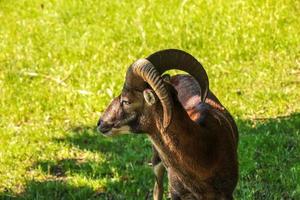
[97, 119, 103, 127]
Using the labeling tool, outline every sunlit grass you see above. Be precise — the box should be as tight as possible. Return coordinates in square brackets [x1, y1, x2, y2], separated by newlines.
[0, 0, 299, 199]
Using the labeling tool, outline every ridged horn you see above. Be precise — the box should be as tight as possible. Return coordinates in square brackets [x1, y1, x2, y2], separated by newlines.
[124, 49, 209, 129]
[147, 49, 209, 103]
[126, 59, 173, 129]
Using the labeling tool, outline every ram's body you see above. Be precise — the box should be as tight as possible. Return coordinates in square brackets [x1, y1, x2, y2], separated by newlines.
[151, 74, 238, 199]
[98, 49, 239, 200]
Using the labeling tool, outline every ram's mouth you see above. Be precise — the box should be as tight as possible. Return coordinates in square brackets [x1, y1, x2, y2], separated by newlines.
[97, 113, 136, 137]
[101, 125, 131, 137]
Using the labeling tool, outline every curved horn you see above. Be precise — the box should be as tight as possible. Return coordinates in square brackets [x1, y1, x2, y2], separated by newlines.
[126, 59, 173, 129]
[147, 49, 209, 103]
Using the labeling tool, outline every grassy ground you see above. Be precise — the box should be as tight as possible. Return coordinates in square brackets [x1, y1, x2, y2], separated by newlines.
[0, 0, 299, 199]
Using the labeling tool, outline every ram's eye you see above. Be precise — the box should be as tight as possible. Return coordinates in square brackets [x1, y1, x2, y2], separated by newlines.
[121, 100, 130, 106]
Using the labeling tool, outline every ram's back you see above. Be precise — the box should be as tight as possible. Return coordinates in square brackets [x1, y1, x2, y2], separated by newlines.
[170, 74, 239, 143]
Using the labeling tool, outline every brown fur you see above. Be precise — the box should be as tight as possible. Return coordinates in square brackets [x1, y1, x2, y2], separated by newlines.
[98, 74, 238, 200]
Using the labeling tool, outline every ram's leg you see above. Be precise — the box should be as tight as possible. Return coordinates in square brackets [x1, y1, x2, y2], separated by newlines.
[152, 146, 165, 200]
[153, 162, 165, 200]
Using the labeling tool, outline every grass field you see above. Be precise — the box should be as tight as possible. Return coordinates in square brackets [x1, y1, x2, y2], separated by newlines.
[0, 0, 299, 199]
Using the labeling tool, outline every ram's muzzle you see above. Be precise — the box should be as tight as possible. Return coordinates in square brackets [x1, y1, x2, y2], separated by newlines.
[96, 97, 137, 136]
[97, 118, 131, 137]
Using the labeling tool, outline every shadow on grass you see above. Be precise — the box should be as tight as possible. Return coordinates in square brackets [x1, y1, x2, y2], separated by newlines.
[0, 134, 155, 199]
[17, 128, 154, 199]
[235, 112, 300, 199]
[0, 179, 100, 200]
[1, 113, 299, 199]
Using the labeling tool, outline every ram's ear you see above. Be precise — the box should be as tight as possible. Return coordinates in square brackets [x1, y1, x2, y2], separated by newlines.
[143, 89, 156, 106]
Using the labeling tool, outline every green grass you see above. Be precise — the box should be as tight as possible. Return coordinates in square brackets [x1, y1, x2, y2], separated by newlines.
[0, 0, 299, 199]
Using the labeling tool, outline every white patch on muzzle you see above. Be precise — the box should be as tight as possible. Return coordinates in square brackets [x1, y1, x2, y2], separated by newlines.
[103, 125, 131, 137]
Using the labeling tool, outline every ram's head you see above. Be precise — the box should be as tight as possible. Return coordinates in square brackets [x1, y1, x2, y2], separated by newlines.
[97, 49, 209, 136]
